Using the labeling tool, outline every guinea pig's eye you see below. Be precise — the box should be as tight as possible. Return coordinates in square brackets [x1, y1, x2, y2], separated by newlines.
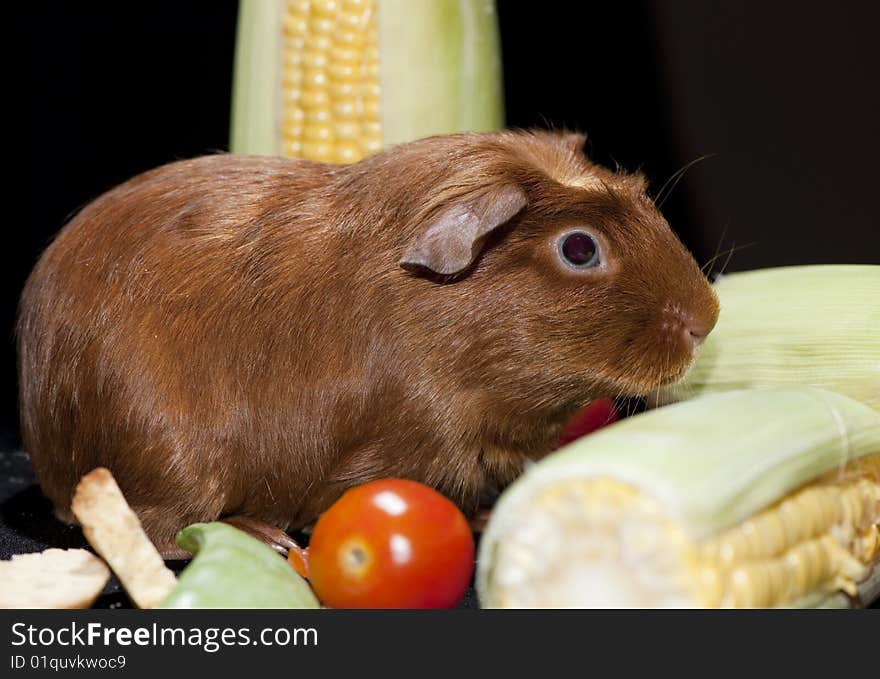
[559, 231, 600, 269]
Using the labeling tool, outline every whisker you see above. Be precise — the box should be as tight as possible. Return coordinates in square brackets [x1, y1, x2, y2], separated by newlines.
[654, 154, 716, 208]
[702, 241, 757, 278]
[702, 222, 729, 275]
[717, 239, 753, 278]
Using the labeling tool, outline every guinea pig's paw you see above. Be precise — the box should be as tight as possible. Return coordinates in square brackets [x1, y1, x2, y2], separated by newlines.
[220, 515, 299, 557]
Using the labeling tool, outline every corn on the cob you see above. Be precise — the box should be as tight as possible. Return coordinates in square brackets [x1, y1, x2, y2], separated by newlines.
[653, 265, 880, 411]
[477, 387, 880, 608]
[231, 0, 504, 161]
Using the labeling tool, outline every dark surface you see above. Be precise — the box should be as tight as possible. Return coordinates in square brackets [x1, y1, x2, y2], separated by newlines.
[4, 441, 875, 610]
[0, 444, 480, 609]
[0, 445, 151, 609]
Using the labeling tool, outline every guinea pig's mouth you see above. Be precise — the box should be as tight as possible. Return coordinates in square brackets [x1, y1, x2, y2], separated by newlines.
[596, 357, 696, 400]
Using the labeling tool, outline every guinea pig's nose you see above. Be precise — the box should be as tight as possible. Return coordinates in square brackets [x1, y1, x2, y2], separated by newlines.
[687, 327, 707, 349]
[666, 304, 716, 352]
[680, 311, 716, 350]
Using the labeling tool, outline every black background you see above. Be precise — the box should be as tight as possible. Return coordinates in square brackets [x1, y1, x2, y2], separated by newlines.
[8, 6, 879, 470]
[10, 1, 880, 440]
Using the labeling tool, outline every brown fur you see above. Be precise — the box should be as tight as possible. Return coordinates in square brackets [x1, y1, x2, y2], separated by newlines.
[17, 130, 718, 551]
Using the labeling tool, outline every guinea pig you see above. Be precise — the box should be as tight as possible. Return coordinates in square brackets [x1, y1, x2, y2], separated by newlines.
[17, 129, 719, 554]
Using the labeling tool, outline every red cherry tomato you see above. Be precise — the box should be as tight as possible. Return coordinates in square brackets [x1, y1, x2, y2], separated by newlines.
[556, 398, 619, 448]
[302, 479, 474, 609]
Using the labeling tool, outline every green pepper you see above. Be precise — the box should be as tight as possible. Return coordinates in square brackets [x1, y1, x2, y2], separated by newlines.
[159, 522, 319, 609]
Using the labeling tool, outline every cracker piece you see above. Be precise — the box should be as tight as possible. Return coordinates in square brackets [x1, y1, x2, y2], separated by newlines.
[71, 467, 177, 608]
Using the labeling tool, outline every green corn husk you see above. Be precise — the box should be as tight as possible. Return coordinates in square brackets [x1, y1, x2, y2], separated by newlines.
[477, 387, 880, 608]
[653, 265, 880, 411]
[230, 0, 504, 159]
[375, 0, 504, 147]
[160, 523, 319, 609]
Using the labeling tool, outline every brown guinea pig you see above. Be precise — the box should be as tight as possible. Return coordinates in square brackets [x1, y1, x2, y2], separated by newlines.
[17, 130, 718, 553]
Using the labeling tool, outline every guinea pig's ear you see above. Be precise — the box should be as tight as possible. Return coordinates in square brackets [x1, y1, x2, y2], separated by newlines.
[399, 183, 527, 276]
[558, 130, 588, 155]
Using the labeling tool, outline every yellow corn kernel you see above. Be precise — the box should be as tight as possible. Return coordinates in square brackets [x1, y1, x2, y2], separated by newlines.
[301, 51, 329, 72]
[304, 107, 332, 124]
[692, 459, 880, 607]
[280, 0, 380, 164]
[283, 13, 308, 37]
[333, 142, 362, 164]
[333, 121, 361, 140]
[488, 455, 880, 608]
[232, 0, 504, 158]
[312, 0, 338, 16]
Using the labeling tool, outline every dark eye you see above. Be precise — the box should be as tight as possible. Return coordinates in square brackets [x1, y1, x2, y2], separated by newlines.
[559, 231, 600, 268]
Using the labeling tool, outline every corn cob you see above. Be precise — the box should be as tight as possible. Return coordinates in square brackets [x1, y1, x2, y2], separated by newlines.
[231, 0, 504, 161]
[477, 387, 880, 608]
[653, 265, 880, 411]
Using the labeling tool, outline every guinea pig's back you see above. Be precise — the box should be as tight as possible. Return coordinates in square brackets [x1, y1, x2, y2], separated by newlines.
[17, 154, 334, 538]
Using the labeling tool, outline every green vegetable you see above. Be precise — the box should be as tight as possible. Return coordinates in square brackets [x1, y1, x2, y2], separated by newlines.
[652, 265, 880, 411]
[159, 522, 319, 609]
[477, 387, 880, 608]
[230, 0, 504, 161]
